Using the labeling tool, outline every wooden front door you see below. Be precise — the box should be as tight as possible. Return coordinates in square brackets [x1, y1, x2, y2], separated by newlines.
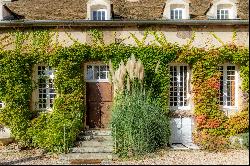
[85, 64, 112, 129]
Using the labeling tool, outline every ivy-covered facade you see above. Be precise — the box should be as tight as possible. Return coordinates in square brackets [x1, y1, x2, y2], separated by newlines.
[0, 21, 249, 152]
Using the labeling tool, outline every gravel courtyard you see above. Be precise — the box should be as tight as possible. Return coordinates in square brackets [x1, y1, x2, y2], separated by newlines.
[0, 148, 248, 165]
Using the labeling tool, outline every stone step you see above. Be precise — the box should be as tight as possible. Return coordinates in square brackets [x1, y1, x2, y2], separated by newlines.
[69, 159, 112, 165]
[60, 152, 113, 161]
[71, 146, 113, 153]
[84, 130, 111, 136]
[76, 140, 113, 147]
[80, 135, 113, 142]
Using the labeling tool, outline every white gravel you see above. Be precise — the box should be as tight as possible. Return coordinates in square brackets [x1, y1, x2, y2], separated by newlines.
[113, 149, 249, 165]
[0, 147, 248, 165]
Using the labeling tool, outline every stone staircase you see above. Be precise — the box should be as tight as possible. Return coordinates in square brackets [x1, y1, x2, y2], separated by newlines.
[60, 129, 115, 165]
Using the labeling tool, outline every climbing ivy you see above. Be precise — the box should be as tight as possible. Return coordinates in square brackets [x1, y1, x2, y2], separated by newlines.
[0, 29, 249, 152]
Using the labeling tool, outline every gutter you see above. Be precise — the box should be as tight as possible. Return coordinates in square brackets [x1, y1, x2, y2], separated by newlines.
[0, 19, 248, 28]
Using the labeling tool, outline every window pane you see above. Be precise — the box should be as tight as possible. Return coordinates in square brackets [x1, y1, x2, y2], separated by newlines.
[225, 12, 229, 19]
[97, 11, 102, 20]
[94, 66, 100, 79]
[87, 65, 93, 80]
[100, 65, 107, 79]
[179, 10, 182, 19]
[175, 10, 178, 19]
[93, 11, 97, 20]
[102, 11, 105, 20]
[171, 10, 174, 19]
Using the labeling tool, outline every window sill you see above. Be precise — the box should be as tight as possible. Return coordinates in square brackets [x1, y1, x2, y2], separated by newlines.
[85, 80, 110, 83]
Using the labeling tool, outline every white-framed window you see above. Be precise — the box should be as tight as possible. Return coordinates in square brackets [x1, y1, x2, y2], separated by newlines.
[219, 64, 238, 109]
[85, 64, 109, 82]
[169, 64, 190, 110]
[163, 1, 189, 20]
[216, 3, 235, 19]
[207, 1, 237, 19]
[92, 9, 107, 20]
[217, 9, 229, 19]
[171, 8, 183, 19]
[87, 0, 111, 20]
[36, 65, 56, 111]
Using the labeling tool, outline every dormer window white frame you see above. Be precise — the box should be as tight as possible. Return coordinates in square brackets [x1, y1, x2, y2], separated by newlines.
[171, 7, 184, 19]
[92, 9, 107, 20]
[163, 0, 190, 20]
[87, 0, 111, 20]
[217, 8, 229, 19]
[207, 0, 237, 19]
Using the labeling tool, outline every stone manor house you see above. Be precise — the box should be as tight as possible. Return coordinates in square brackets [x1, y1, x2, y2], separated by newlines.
[0, 0, 249, 147]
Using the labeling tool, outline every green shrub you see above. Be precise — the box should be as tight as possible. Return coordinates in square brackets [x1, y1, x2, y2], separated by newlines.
[111, 86, 170, 157]
[226, 109, 249, 136]
[28, 94, 84, 152]
[241, 132, 249, 149]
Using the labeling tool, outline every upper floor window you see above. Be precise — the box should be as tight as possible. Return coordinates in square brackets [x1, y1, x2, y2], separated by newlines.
[171, 8, 183, 19]
[36, 65, 56, 111]
[92, 9, 107, 20]
[217, 4, 231, 19]
[169, 64, 191, 110]
[219, 64, 238, 109]
[87, 0, 111, 20]
[170, 5, 184, 19]
[163, 0, 190, 20]
[207, 0, 237, 19]
[86, 64, 109, 82]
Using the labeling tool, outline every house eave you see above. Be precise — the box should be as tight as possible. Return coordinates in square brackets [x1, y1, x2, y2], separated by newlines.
[0, 19, 248, 28]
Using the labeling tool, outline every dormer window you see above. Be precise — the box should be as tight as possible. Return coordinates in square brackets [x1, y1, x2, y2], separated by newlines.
[163, 0, 190, 20]
[87, 0, 111, 20]
[170, 5, 184, 19]
[92, 9, 107, 20]
[217, 4, 232, 19]
[207, 0, 237, 19]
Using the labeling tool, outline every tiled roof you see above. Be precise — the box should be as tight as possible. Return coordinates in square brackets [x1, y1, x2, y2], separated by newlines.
[5, 0, 249, 20]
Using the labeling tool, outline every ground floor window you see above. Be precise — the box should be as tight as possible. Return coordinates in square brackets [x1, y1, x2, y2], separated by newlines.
[219, 64, 238, 109]
[169, 64, 190, 110]
[36, 65, 56, 111]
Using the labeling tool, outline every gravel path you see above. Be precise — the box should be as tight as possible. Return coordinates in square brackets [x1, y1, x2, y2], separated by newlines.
[113, 149, 249, 165]
[0, 148, 248, 165]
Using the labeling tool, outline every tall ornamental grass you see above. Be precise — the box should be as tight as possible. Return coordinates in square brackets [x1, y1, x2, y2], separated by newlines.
[110, 54, 170, 157]
[111, 87, 170, 157]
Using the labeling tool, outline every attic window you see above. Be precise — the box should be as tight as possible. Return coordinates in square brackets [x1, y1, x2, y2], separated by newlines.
[92, 9, 107, 20]
[170, 4, 185, 19]
[216, 4, 232, 19]
[171, 8, 183, 19]
[87, 0, 111, 20]
[163, 1, 190, 20]
[207, 0, 237, 19]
